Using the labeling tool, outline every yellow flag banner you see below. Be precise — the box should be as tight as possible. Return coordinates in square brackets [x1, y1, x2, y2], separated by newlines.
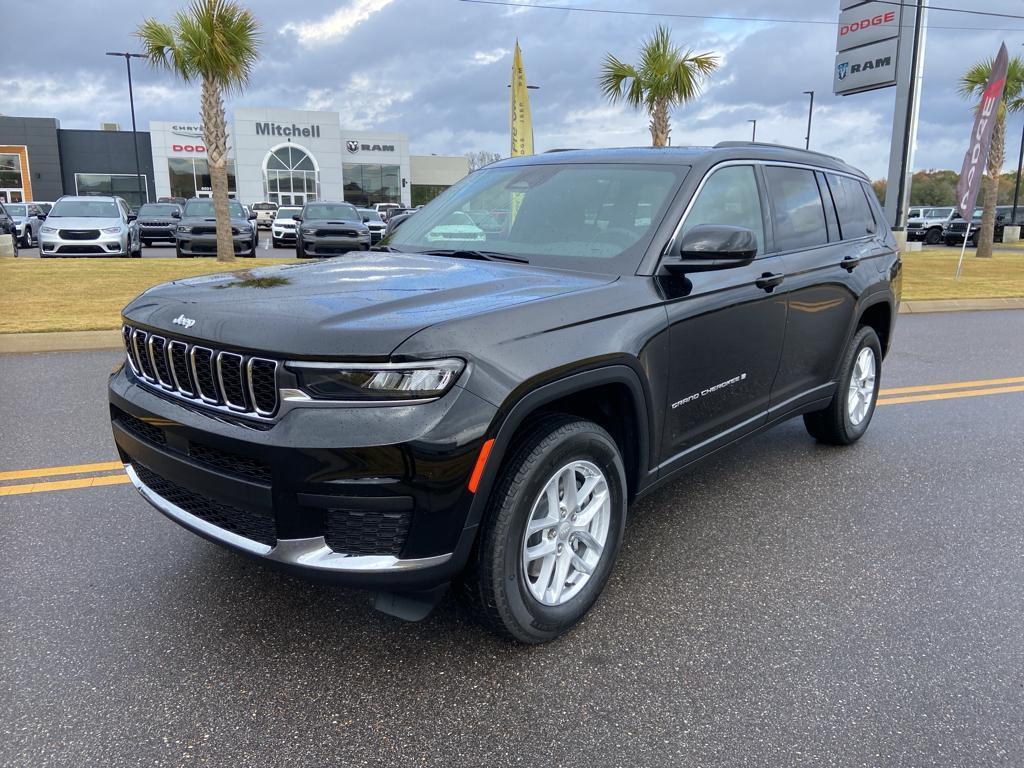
[509, 40, 533, 157]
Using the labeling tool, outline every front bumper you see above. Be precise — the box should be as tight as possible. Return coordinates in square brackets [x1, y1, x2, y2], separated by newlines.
[300, 234, 370, 256]
[108, 362, 495, 589]
[39, 232, 127, 256]
[176, 232, 253, 256]
[140, 224, 177, 242]
[271, 227, 297, 243]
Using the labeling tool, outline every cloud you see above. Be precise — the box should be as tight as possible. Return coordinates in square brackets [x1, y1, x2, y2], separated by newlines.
[282, 0, 397, 46]
[472, 48, 510, 65]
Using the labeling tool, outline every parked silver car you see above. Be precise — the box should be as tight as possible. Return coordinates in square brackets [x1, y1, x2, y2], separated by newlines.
[5, 202, 47, 247]
[39, 196, 141, 258]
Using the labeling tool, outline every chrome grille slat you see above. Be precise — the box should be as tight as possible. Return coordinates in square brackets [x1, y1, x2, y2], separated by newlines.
[122, 324, 280, 420]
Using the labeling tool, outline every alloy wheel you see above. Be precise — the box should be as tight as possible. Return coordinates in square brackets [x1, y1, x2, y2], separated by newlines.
[847, 347, 876, 426]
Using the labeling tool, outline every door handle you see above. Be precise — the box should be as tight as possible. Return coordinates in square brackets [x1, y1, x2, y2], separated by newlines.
[840, 255, 861, 272]
[755, 272, 785, 292]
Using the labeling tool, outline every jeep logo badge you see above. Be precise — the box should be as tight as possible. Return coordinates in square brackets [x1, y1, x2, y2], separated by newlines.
[172, 314, 196, 329]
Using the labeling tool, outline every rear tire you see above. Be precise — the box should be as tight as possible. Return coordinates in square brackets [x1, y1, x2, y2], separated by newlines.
[460, 415, 627, 643]
[803, 325, 882, 446]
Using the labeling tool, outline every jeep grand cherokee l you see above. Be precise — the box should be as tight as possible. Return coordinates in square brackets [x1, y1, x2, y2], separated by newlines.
[109, 144, 900, 643]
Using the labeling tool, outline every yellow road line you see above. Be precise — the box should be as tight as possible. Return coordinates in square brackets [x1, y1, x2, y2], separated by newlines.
[880, 375, 1024, 396]
[878, 383, 1024, 406]
[0, 472, 131, 497]
[0, 460, 123, 482]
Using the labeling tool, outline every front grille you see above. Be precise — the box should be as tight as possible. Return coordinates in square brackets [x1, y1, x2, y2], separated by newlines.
[132, 462, 277, 546]
[324, 508, 411, 556]
[949, 222, 969, 232]
[55, 245, 105, 254]
[141, 221, 172, 227]
[314, 228, 359, 238]
[123, 324, 280, 419]
[191, 225, 239, 236]
[187, 441, 272, 484]
[114, 410, 167, 446]
[59, 229, 100, 240]
[907, 222, 922, 229]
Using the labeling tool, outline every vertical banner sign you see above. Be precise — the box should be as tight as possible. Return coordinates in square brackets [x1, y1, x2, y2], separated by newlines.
[510, 40, 534, 157]
[956, 42, 1009, 216]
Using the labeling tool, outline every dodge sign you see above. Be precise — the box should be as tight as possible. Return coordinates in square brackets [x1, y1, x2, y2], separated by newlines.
[836, 1, 901, 52]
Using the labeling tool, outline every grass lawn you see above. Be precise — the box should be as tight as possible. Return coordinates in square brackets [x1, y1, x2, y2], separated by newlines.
[902, 248, 1024, 301]
[0, 257, 291, 334]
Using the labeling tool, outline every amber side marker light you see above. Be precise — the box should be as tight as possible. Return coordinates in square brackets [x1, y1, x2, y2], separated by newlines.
[468, 438, 495, 493]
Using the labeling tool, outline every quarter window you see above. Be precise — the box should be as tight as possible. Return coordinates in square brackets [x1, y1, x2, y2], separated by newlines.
[764, 166, 828, 251]
[825, 173, 877, 239]
[679, 165, 764, 255]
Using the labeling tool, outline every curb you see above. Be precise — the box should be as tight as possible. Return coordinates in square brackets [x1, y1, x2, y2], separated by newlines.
[1, 298, 1023, 354]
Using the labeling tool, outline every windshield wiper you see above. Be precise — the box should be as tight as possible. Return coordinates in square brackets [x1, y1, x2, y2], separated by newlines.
[370, 244, 404, 252]
[423, 249, 530, 264]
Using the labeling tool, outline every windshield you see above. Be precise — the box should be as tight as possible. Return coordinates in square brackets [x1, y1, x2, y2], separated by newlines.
[924, 207, 952, 218]
[6, 204, 27, 216]
[277, 207, 302, 218]
[49, 199, 120, 218]
[359, 210, 383, 222]
[252, 202, 277, 211]
[303, 203, 360, 221]
[183, 199, 245, 218]
[388, 162, 686, 272]
[139, 204, 179, 216]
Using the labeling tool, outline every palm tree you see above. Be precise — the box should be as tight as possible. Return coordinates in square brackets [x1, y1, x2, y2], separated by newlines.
[138, 0, 260, 262]
[959, 55, 1024, 258]
[599, 25, 719, 147]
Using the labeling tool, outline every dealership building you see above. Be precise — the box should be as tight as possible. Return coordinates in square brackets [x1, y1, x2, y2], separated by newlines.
[0, 108, 468, 208]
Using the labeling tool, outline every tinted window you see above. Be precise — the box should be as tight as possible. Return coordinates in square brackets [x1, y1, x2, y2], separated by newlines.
[679, 165, 764, 255]
[765, 166, 827, 251]
[825, 173, 876, 239]
[252, 202, 278, 211]
[303, 203, 361, 221]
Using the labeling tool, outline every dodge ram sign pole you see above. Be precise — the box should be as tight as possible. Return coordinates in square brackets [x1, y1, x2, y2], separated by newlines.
[955, 42, 1009, 278]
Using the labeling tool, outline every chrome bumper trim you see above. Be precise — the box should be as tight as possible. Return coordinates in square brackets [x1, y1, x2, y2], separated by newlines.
[124, 464, 452, 573]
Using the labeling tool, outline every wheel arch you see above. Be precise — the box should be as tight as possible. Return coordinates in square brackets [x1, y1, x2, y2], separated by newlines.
[857, 298, 893, 357]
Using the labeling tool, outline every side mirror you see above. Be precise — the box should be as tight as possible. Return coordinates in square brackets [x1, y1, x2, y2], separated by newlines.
[292, 214, 302, 221]
[663, 224, 758, 273]
[127, 213, 138, 222]
[36, 213, 46, 220]
[248, 211, 257, 220]
[171, 210, 181, 219]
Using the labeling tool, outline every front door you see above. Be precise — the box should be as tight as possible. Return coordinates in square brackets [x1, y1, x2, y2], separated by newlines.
[658, 164, 787, 470]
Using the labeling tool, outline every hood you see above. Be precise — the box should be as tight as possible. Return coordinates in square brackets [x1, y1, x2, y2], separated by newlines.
[180, 215, 249, 226]
[45, 216, 122, 229]
[123, 252, 616, 357]
[138, 214, 178, 223]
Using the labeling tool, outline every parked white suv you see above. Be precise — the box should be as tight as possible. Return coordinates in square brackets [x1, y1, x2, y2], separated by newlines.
[906, 206, 955, 245]
[38, 196, 141, 258]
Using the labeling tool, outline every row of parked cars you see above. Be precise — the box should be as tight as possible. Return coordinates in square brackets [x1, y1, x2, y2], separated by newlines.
[907, 204, 1024, 246]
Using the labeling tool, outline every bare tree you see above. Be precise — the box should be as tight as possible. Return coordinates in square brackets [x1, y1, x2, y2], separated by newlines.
[466, 150, 502, 171]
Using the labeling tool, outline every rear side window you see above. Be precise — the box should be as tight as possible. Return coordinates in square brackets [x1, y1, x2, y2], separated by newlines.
[680, 165, 764, 255]
[825, 173, 877, 239]
[764, 166, 827, 251]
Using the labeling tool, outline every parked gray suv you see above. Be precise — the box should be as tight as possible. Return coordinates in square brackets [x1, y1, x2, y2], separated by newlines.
[6, 202, 47, 247]
[295, 201, 371, 258]
[38, 196, 141, 258]
[175, 197, 258, 258]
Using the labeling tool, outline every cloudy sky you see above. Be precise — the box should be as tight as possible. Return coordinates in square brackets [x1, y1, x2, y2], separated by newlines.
[3, 0, 1023, 179]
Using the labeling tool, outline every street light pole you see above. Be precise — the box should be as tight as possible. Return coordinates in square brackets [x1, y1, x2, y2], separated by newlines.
[748, 119, 757, 142]
[803, 90, 815, 150]
[106, 51, 147, 209]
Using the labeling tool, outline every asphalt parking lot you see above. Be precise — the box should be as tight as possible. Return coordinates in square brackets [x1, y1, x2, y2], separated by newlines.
[2, 310, 1023, 767]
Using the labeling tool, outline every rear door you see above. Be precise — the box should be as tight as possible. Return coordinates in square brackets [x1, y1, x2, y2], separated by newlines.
[658, 163, 787, 468]
[768, 166, 879, 411]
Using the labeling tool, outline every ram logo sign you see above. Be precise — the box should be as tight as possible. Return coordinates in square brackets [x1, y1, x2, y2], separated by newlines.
[833, 37, 898, 96]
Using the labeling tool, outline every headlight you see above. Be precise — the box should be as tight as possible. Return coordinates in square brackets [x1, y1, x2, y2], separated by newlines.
[177, 225, 192, 233]
[288, 359, 464, 401]
[40, 226, 57, 233]
[101, 226, 123, 234]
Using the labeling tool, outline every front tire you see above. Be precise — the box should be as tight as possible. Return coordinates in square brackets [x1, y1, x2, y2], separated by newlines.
[804, 325, 882, 445]
[461, 416, 627, 643]
[925, 227, 942, 245]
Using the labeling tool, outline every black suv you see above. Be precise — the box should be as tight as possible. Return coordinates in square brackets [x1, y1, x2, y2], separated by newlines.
[137, 202, 183, 246]
[109, 145, 900, 643]
[294, 201, 371, 258]
[175, 197, 258, 258]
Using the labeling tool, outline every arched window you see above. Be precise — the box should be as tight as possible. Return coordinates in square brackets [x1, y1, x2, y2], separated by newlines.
[263, 144, 319, 205]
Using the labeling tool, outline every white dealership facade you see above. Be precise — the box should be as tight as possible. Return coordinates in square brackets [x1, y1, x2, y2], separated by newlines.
[150, 108, 468, 208]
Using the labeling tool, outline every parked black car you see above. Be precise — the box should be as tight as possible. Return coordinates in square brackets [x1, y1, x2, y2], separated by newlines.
[294, 201, 371, 258]
[175, 198, 258, 258]
[0, 201, 19, 256]
[137, 202, 183, 246]
[110, 144, 900, 643]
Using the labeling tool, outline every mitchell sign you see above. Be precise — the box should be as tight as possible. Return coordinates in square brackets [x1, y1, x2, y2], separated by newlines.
[255, 122, 323, 138]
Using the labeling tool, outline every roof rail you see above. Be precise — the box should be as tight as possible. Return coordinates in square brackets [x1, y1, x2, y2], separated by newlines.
[544, 148, 580, 153]
[713, 140, 843, 163]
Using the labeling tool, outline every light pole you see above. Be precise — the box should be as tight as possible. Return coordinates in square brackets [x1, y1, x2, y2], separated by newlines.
[748, 119, 757, 142]
[803, 90, 814, 150]
[106, 51, 147, 209]
[1012, 118, 1024, 227]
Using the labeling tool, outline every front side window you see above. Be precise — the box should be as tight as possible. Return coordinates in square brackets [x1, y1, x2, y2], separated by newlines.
[764, 166, 827, 251]
[388, 162, 685, 273]
[924, 207, 952, 218]
[825, 173, 876, 240]
[678, 165, 764, 255]
[303, 203, 361, 221]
